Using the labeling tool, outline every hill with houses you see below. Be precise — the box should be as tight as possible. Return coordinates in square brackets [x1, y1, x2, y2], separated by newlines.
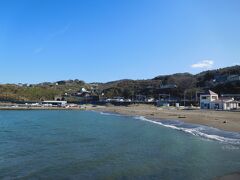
[98, 65, 240, 101]
[0, 65, 239, 104]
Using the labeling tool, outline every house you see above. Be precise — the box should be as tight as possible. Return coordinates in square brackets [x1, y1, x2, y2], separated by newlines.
[81, 88, 91, 93]
[227, 75, 240, 82]
[200, 90, 218, 109]
[211, 98, 239, 110]
[213, 75, 228, 83]
[200, 90, 239, 110]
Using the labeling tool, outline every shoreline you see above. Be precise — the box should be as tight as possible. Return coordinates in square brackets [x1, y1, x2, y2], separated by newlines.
[86, 104, 240, 133]
[0, 106, 83, 110]
[0, 104, 240, 133]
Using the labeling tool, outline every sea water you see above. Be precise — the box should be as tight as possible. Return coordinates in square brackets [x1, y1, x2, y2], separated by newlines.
[0, 110, 240, 179]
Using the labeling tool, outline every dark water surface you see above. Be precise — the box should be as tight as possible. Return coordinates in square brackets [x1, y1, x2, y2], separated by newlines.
[0, 110, 240, 180]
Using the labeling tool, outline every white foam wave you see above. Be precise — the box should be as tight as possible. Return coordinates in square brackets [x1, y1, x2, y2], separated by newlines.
[99, 112, 123, 117]
[134, 116, 240, 145]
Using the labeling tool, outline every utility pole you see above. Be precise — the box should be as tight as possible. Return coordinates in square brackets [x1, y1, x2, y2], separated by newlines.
[221, 94, 224, 111]
[184, 90, 186, 107]
[195, 91, 198, 102]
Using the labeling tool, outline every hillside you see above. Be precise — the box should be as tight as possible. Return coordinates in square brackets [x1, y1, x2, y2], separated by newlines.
[99, 65, 240, 100]
[0, 79, 90, 102]
[0, 65, 239, 102]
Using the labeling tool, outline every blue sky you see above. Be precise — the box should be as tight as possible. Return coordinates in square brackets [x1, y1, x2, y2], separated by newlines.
[0, 0, 240, 83]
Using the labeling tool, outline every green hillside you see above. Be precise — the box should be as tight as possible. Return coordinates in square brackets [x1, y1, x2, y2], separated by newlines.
[0, 65, 239, 102]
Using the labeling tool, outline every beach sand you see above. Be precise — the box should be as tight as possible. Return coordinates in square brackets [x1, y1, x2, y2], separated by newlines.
[86, 104, 240, 133]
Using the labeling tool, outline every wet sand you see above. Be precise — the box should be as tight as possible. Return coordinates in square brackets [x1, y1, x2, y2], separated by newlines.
[86, 104, 240, 133]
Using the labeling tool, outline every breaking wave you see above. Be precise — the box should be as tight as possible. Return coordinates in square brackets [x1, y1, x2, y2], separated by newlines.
[99, 111, 125, 117]
[134, 116, 240, 145]
[97, 111, 240, 145]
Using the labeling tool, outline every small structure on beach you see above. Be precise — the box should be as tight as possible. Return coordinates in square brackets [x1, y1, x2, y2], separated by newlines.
[200, 90, 239, 110]
[42, 100, 67, 107]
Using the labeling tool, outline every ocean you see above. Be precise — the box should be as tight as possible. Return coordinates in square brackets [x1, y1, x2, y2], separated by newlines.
[0, 110, 240, 179]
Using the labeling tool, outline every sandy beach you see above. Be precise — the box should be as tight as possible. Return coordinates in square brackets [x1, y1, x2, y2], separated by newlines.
[86, 104, 240, 133]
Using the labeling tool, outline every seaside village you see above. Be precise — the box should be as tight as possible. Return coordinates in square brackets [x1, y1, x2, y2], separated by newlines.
[5, 85, 240, 111]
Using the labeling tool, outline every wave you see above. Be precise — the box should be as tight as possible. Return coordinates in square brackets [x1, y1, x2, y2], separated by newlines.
[134, 116, 240, 145]
[97, 111, 240, 145]
[99, 111, 125, 117]
[90, 110, 123, 117]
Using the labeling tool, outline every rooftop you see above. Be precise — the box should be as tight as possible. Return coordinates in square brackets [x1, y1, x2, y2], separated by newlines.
[202, 90, 218, 96]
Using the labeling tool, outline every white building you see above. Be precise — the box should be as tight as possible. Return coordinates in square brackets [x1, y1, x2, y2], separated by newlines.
[200, 90, 218, 109]
[42, 101, 67, 107]
[200, 90, 239, 110]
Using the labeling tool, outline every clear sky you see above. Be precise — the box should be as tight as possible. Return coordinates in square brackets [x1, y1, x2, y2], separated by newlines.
[0, 0, 240, 83]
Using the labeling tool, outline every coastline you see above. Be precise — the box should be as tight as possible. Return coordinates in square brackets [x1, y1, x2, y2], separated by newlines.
[0, 106, 83, 110]
[0, 104, 240, 133]
[85, 104, 240, 133]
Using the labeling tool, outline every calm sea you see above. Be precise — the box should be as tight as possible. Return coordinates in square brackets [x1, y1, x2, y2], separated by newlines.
[0, 110, 240, 180]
